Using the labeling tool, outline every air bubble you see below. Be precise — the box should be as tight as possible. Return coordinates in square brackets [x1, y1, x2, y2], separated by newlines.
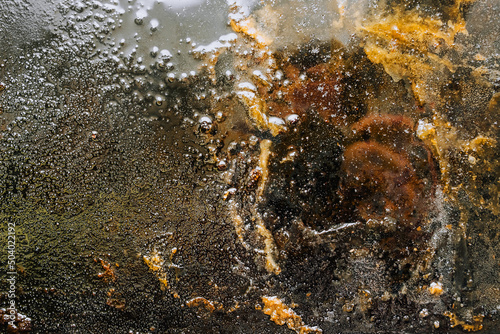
[167, 73, 175, 82]
[150, 46, 159, 58]
[285, 114, 300, 125]
[215, 111, 225, 122]
[419, 309, 429, 318]
[199, 116, 212, 124]
[155, 96, 164, 106]
[150, 19, 159, 32]
[159, 49, 172, 60]
[199, 116, 216, 134]
[134, 9, 148, 25]
[249, 135, 259, 146]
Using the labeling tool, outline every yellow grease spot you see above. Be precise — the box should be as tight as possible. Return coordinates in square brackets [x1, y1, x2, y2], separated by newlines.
[158, 275, 168, 289]
[429, 282, 444, 295]
[416, 115, 460, 195]
[361, 9, 466, 103]
[236, 88, 284, 136]
[228, 4, 277, 47]
[230, 18, 273, 46]
[186, 297, 222, 312]
[143, 250, 172, 291]
[256, 217, 281, 275]
[474, 53, 486, 61]
[444, 312, 484, 331]
[256, 140, 281, 275]
[419, 113, 500, 218]
[462, 136, 497, 155]
[143, 250, 164, 272]
[228, 199, 249, 249]
[228, 302, 240, 312]
[257, 140, 272, 199]
[261, 296, 322, 333]
[362, 11, 460, 51]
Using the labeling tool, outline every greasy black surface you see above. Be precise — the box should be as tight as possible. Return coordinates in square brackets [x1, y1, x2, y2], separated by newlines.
[0, 1, 499, 333]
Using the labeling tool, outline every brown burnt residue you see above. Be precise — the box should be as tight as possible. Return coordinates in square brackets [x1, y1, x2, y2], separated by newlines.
[339, 114, 438, 228]
[171, 2, 497, 331]
[223, 32, 442, 278]
[283, 62, 344, 122]
[263, 45, 369, 128]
